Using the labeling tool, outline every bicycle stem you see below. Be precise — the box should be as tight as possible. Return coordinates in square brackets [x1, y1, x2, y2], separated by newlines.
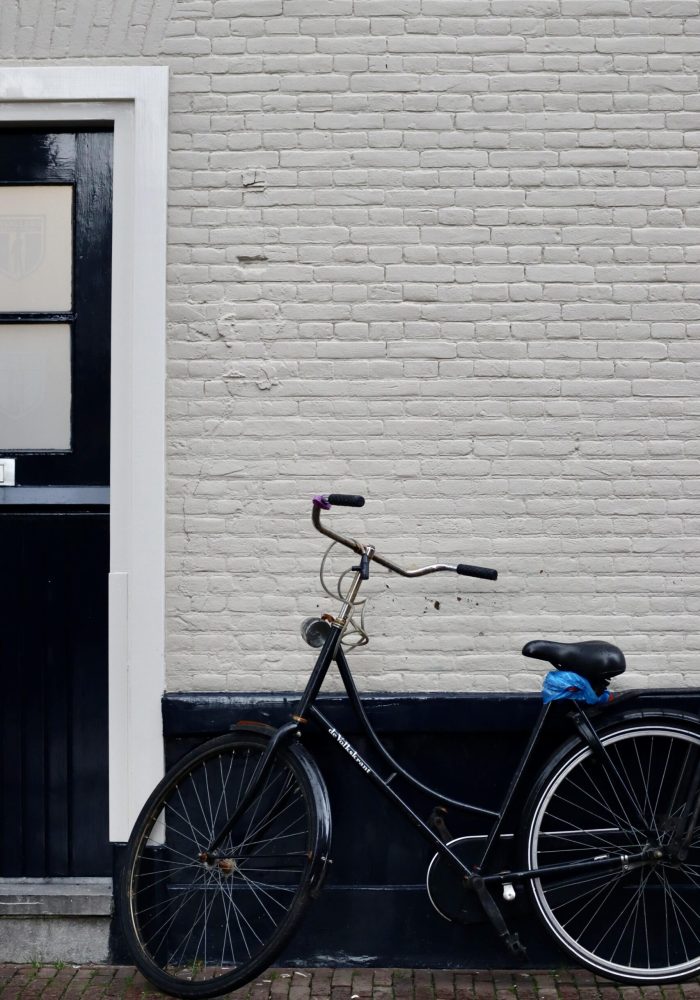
[336, 547, 373, 626]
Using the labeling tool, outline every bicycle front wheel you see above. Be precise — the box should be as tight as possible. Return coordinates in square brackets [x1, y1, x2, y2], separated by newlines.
[120, 730, 330, 999]
[522, 713, 700, 983]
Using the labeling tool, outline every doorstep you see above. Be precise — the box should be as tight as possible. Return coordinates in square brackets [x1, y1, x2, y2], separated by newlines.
[0, 878, 112, 964]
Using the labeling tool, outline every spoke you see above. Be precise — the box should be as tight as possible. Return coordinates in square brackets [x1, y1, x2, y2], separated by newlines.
[665, 743, 693, 831]
[137, 870, 209, 934]
[242, 761, 277, 844]
[244, 851, 309, 859]
[138, 838, 202, 870]
[547, 867, 629, 905]
[592, 743, 646, 847]
[628, 871, 651, 968]
[235, 874, 296, 894]
[598, 866, 654, 966]
[236, 749, 250, 811]
[561, 869, 622, 942]
[203, 759, 216, 842]
[239, 787, 295, 851]
[139, 880, 211, 947]
[656, 873, 700, 962]
[165, 879, 210, 970]
[657, 872, 700, 939]
[655, 868, 690, 962]
[186, 875, 218, 976]
[235, 795, 307, 857]
[676, 865, 700, 894]
[238, 815, 308, 858]
[173, 788, 211, 848]
[611, 741, 647, 836]
[653, 737, 676, 825]
[632, 736, 658, 840]
[220, 869, 238, 970]
[664, 864, 671, 969]
[561, 770, 639, 840]
[218, 875, 264, 950]
[235, 866, 290, 918]
[143, 869, 208, 955]
[133, 854, 196, 872]
[131, 867, 203, 910]
[537, 810, 628, 855]
[240, 770, 295, 850]
[238, 865, 306, 875]
[190, 767, 215, 844]
[213, 752, 235, 836]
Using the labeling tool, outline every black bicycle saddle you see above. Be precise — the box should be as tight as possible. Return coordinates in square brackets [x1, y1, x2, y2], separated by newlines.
[522, 639, 626, 681]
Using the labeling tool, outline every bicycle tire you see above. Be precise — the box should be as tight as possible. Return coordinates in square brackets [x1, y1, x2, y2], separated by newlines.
[119, 729, 331, 999]
[521, 711, 700, 984]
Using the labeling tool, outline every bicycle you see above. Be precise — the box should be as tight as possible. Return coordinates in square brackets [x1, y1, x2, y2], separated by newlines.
[119, 494, 700, 998]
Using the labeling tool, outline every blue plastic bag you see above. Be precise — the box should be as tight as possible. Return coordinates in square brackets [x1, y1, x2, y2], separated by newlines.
[542, 670, 613, 705]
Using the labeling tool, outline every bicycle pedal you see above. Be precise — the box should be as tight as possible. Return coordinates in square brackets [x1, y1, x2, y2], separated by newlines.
[502, 882, 516, 902]
[428, 806, 453, 844]
[503, 932, 527, 959]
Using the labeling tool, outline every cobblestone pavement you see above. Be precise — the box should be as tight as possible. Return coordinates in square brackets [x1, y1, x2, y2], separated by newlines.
[1, 968, 700, 1000]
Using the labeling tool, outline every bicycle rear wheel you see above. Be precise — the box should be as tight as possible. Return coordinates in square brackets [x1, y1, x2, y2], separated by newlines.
[522, 713, 700, 984]
[119, 730, 330, 999]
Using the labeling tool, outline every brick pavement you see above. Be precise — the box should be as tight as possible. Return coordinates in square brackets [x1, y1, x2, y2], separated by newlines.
[1, 968, 699, 1000]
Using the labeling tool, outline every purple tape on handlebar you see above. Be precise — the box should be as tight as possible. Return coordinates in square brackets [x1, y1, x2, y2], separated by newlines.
[313, 494, 332, 510]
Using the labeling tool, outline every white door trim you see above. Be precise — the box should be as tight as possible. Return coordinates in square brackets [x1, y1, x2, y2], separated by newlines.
[0, 67, 168, 842]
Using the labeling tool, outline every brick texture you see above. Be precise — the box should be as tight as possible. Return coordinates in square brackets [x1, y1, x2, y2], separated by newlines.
[2, 966, 699, 1000]
[6, 1, 700, 694]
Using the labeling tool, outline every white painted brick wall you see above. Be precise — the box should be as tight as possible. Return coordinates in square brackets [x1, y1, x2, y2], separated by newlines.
[10, 0, 700, 693]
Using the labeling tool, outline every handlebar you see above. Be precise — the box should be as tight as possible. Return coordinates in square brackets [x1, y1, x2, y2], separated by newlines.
[312, 495, 498, 582]
[328, 494, 365, 508]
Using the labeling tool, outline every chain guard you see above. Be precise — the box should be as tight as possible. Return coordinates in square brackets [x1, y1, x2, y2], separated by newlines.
[426, 834, 514, 924]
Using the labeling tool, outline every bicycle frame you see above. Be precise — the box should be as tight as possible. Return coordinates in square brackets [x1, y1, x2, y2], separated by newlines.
[296, 626, 657, 888]
[207, 617, 660, 894]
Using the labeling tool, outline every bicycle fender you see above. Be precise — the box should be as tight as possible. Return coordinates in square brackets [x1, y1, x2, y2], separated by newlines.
[586, 690, 700, 726]
[234, 719, 333, 896]
[593, 706, 700, 733]
[233, 719, 277, 735]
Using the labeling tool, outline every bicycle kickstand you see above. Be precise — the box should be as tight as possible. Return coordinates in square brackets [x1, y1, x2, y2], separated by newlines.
[470, 874, 527, 959]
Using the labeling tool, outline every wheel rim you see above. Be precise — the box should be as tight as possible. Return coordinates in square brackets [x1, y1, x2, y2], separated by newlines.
[127, 743, 313, 987]
[529, 724, 700, 981]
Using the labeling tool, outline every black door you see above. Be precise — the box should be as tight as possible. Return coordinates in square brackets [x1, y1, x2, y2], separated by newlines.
[0, 129, 112, 876]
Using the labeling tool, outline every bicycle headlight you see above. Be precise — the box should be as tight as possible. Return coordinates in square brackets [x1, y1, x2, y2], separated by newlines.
[300, 616, 331, 648]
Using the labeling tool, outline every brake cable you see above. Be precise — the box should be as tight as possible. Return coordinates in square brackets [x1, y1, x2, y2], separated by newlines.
[319, 540, 369, 648]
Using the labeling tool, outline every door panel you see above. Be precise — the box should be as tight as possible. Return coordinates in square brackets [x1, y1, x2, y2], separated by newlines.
[0, 129, 112, 877]
[0, 513, 109, 876]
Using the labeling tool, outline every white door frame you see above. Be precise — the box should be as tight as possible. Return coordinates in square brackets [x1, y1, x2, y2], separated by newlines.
[0, 67, 169, 843]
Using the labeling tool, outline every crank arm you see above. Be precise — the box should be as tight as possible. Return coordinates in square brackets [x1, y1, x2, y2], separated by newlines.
[470, 874, 526, 958]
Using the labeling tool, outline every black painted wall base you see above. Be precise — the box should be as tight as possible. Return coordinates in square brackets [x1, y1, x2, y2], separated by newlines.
[111, 689, 700, 969]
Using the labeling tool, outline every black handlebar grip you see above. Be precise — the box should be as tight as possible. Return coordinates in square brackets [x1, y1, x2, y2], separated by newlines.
[457, 563, 498, 581]
[327, 494, 365, 507]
